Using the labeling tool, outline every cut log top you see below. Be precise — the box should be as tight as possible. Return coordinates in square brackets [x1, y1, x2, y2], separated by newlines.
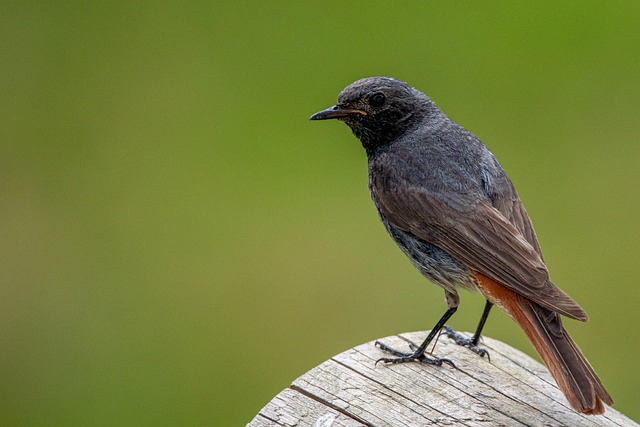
[248, 331, 636, 427]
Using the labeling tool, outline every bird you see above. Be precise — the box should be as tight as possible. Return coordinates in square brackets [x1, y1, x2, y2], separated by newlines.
[309, 76, 613, 415]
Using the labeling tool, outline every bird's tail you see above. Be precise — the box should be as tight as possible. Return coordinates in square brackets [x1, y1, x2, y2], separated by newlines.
[474, 273, 613, 415]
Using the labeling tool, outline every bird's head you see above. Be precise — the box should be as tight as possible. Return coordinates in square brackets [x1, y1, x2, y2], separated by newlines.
[310, 77, 437, 152]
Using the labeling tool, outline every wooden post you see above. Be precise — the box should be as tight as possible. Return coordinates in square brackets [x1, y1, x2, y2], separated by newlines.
[248, 331, 636, 427]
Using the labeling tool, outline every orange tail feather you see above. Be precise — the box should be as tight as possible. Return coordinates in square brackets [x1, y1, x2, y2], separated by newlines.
[474, 272, 613, 415]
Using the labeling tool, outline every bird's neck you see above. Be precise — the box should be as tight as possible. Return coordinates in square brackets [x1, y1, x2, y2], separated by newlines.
[359, 105, 447, 156]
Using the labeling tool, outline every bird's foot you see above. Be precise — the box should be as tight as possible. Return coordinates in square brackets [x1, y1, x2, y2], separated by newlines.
[374, 340, 456, 368]
[441, 325, 490, 361]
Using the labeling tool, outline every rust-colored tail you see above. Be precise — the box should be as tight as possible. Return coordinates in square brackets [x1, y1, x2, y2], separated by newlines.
[474, 273, 613, 415]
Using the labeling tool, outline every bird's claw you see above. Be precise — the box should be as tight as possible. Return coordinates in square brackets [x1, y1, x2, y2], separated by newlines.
[374, 340, 456, 368]
[441, 325, 490, 361]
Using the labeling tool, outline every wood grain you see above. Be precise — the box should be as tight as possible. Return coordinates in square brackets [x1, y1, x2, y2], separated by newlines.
[248, 331, 636, 426]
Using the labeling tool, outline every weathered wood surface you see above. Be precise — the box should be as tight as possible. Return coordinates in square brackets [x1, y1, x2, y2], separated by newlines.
[248, 331, 637, 427]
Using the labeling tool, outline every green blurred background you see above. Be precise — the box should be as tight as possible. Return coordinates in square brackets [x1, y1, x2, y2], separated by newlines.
[2, 2, 639, 425]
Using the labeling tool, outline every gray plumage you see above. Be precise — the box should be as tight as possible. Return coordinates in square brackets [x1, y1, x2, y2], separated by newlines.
[310, 77, 612, 414]
[321, 76, 585, 319]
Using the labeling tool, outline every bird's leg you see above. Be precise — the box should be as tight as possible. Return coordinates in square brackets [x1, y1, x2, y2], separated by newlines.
[442, 300, 492, 360]
[375, 306, 457, 368]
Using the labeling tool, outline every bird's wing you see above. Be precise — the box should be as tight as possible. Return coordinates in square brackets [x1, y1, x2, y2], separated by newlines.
[372, 183, 587, 320]
[488, 179, 543, 258]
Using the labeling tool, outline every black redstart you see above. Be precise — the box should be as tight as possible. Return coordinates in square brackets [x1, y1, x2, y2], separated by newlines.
[310, 76, 612, 414]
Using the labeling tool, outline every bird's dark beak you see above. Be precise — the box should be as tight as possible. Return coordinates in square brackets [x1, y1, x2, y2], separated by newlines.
[309, 105, 367, 120]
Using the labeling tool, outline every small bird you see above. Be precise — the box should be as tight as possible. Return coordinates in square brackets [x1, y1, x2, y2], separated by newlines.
[310, 77, 612, 414]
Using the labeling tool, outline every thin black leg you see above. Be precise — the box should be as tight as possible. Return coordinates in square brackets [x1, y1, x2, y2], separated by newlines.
[375, 306, 457, 367]
[471, 300, 493, 345]
[441, 300, 493, 360]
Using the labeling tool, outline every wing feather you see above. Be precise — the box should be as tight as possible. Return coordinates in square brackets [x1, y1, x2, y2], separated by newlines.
[373, 183, 587, 321]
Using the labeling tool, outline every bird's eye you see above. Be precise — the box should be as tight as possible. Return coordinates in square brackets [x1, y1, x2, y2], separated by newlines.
[369, 92, 386, 107]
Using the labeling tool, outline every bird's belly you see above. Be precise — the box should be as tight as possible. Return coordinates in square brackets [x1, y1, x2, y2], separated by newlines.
[384, 220, 478, 293]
